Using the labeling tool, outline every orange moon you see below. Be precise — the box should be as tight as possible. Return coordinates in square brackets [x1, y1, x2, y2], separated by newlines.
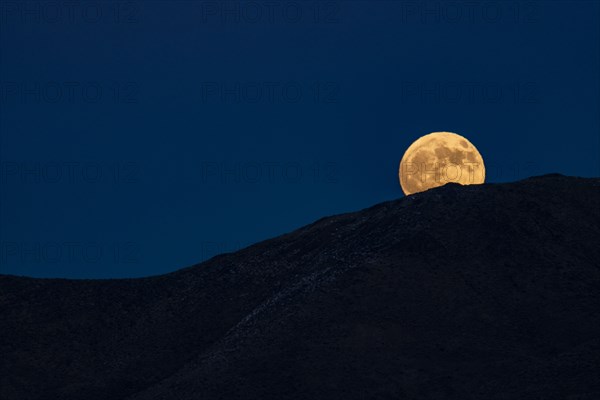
[399, 131, 485, 195]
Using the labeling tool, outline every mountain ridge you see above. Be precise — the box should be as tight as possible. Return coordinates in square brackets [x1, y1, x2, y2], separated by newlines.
[0, 173, 594, 282]
[1, 174, 599, 400]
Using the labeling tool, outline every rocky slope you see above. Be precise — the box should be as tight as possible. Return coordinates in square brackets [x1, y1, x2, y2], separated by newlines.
[1, 174, 599, 400]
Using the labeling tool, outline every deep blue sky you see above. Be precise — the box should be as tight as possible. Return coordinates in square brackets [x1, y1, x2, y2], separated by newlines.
[1, 1, 598, 278]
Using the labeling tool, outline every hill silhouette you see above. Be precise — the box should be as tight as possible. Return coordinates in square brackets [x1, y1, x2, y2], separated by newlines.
[1, 174, 599, 400]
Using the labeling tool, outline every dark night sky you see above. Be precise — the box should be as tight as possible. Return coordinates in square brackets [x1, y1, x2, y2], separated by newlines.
[1, 1, 598, 278]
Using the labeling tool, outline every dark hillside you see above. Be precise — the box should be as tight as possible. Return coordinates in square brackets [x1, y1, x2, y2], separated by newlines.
[1, 175, 599, 400]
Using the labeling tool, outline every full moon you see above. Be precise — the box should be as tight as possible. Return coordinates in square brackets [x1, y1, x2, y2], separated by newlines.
[399, 131, 485, 195]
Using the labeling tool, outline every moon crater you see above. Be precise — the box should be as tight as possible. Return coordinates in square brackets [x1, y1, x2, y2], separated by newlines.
[399, 131, 485, 195]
